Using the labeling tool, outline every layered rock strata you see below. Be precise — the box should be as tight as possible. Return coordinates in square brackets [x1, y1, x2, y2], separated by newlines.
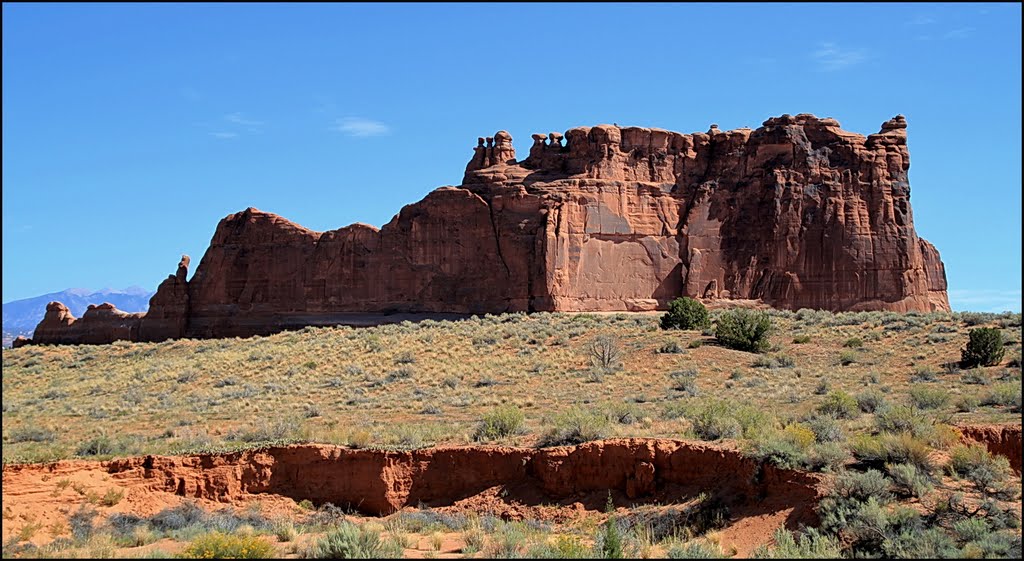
[29, 113, 949, 345]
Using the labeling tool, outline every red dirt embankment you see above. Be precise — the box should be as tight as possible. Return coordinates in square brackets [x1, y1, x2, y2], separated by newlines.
[958, 423, 1023, 474]
[3, 438, 824, 554]
[97, 439, 822, 518]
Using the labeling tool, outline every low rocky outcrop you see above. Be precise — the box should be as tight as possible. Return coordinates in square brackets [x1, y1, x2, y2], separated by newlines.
[27, 113, 949, 345]
[31, 301, 144, 345]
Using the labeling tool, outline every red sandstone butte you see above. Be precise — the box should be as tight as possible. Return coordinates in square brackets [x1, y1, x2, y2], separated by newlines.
[29, 113, 949, 345]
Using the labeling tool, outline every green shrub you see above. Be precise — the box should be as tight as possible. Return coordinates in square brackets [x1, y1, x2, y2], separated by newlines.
[981, 382, 1022, 409]
[806, 442, 850, 472]
[753, 354, 794, 369]
[910, 366, 938, 382]
[6, 426, 57, 443]
[486, 521, 528, 558]
[808, 415, 844, 443]
[850, 433, 935, 475]
[473, 405, 525, 441]
[886, 462, 933, 498]
[669, 369, 700, 395]
[837, 351, 858, 366]
[881, 433, 935, 475]
[751, 528, 842, 558]
[960, 370, 990, 385]
[660, 297, 711, 331]
[833, 469, 893, 503]
[818, 391, 859, 420]
[952, 518, 989, 542]
[657, 341, 684, 354]
[792, 335, 812, 344]
[883, 528, 960, 558]
[955, 395, 980, 413]
[948, 444, 1012, 494]
[714, 309, 773, 353]
[526, 535, 590, 558]
[874, 405, 933, 438]
[305, 521, 402, 559]
[180, 532, 274, 559]
[843, 337, 864, 348]
[909, 386, 949, 410]
[539, 406, 610, 447]
[961, 328, 1005, 367]
[689, 401, 743, 441]
[605, 402, 641, 425]
[305, 522, 401, 561]
[598, 494, 623, 559]
[75, 433, 135, 457]
[814, 378, 831, 395]
[688, 339, 704, 349]
[667, 541, 726, 558]
[855, 389, 886, 413]
[750, 430, 810, 469]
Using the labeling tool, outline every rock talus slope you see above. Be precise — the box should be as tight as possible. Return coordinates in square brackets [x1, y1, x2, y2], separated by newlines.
[30, 113, 949, 344]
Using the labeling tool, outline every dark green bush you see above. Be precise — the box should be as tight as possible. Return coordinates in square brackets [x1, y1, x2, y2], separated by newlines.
[961, 328, 1005, 368]
[660, 297, 711, 331]
[714, 309, 773, 353]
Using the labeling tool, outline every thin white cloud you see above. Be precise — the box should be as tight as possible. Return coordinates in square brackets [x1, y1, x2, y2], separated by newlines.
[811, 42, 867, 71]
[335, 117, 391, 137]
[943, 27, 975, 39]
[948, 288, 1022, 313]
[225, 112, 264, 127]
[907, 14, 937, 26]
[209, 132, 238, 139]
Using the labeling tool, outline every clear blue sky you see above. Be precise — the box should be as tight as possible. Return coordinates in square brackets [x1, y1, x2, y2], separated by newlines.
[3, 3, 1021, 312]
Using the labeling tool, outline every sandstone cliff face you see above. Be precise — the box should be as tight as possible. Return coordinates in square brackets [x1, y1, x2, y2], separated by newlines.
[28, 113, 949, 344]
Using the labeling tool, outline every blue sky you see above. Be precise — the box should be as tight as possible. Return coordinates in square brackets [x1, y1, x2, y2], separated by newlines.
[2, 3, 1021, 312]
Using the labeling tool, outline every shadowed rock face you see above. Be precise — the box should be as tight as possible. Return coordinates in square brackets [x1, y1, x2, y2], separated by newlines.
[29, 113, 949, 345]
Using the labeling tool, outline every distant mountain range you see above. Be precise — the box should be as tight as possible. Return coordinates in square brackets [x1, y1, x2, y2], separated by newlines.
[2, 287, 154, 347]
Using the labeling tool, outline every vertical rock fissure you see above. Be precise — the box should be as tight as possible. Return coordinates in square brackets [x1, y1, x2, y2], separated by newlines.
[485, 197, 513, 280]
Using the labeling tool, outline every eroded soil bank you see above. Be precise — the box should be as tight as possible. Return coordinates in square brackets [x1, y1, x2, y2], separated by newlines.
[3, 438, 823, 554]
[4, 427, 1018, 555]
[959, 423, 1023, 474]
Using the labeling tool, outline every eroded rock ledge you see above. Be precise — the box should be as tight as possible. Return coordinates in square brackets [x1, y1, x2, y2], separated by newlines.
[28, 113, 949, 345]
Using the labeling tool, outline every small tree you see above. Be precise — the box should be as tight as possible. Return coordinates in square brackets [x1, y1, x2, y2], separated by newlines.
[660, 297, 711, 331]
[714, 309, 773, 353]
[600, 493, 623, 559]
[961, 328, 1005, 368]
[589, 335, 622, 370]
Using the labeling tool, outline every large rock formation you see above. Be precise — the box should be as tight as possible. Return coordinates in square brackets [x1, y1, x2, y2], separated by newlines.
[28, 113, 949, 345]
[32, 301, 144, 345]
